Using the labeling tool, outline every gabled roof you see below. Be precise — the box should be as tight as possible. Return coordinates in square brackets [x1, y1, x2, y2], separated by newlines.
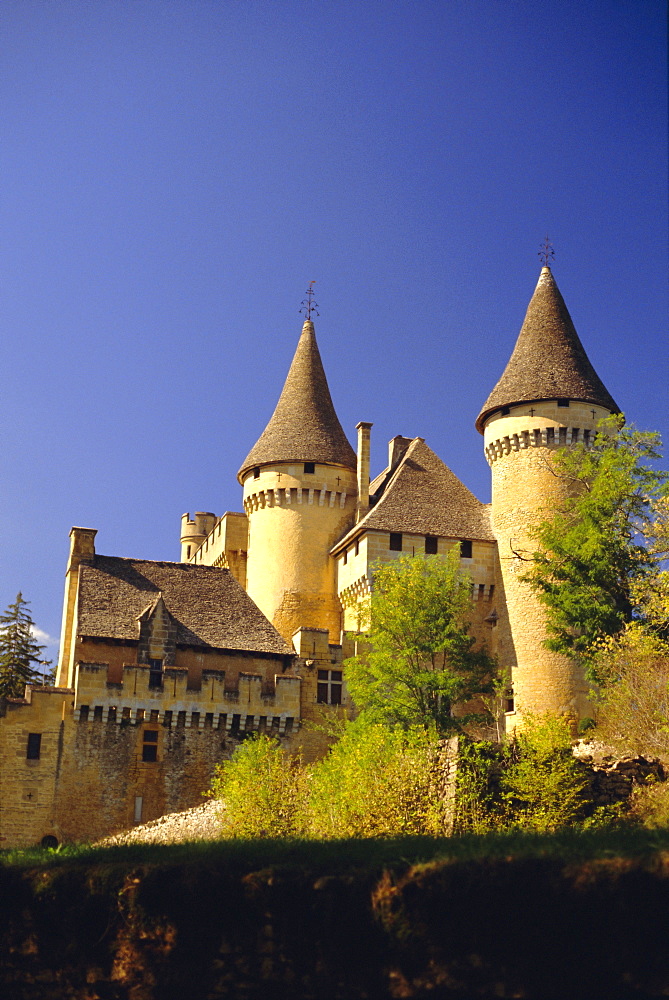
[77, 556, 292, 656]
[238, 319, 356, 481]
[476, 267, 619, 432]
[333, 438, 494, 551]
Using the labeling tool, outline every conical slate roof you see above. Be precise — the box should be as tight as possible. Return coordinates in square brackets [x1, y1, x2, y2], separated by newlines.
[476, 267, 618, 433]
[238, 320, 356, 481]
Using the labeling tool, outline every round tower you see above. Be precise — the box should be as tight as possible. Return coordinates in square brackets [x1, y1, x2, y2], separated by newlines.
[180, 512, 217, 562]
[476, 265, 619, 728]
[238, 316, 357, 643]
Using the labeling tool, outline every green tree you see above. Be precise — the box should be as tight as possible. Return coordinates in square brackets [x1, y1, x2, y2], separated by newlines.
[523, 416, 667, 668]
[345, 552, 496, 734]
[0, 593, 50, 699]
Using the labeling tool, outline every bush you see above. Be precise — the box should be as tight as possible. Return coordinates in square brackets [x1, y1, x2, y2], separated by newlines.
[209, 734, 305, 838]
[501, 715, 589, 832]
[453, 739, 504, 834]
[306, 719, 452, 838]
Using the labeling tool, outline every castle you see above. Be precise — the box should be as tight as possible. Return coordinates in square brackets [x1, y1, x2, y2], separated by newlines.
[0, 264, 619, 848]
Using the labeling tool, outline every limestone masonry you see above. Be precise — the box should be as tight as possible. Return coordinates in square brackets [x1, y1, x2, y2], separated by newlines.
[0, 265, 620, 848]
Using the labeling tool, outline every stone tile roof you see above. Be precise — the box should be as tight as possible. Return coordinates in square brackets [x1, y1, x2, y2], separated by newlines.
[77, 556, 292, 656]
[333, 438, 494, 551]
[238, 320, 356, 481]
[476, 267, 619, 432]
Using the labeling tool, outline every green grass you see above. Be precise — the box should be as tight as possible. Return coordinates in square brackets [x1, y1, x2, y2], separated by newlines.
[4, 824, 669, 874]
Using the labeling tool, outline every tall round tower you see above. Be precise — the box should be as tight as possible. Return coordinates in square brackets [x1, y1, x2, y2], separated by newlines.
[476, 266, 619, 727]
[238, 316, 357, 643]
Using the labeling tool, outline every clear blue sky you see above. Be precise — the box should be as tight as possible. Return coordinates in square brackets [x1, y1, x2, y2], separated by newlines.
[1, 0, 667, 659]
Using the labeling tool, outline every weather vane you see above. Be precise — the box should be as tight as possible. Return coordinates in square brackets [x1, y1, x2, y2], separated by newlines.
[299, 281, 319, 320]
[538, 236, 555, 268]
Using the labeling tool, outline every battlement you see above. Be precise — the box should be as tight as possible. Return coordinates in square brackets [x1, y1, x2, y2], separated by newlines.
[244, 485, 350, 512]
[73, 661, 300, 733]
[485, 425, 594, 465]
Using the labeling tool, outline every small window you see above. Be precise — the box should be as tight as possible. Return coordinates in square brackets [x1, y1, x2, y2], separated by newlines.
[93, 705, 103, 721]
[425, 535, 438, 555]
[253, 467, 260, 479]
[317, 669, 343, 705]
[343, 548, 348, 565]
[26, 733, 42, 760]
[142, 729, 159, 763]
[389, 532, 403, 551]
[148, 658, 163, 690]
[304, 462, 315, 474]
[355, 539, 359, 556]
[134, 796, 143, 823]
[186, 545, 191, 559]
[79, 705, 90, 722]
[557, 399, 569, 408]
[460, 540, 473, 559]
[501, 407, 510, 416]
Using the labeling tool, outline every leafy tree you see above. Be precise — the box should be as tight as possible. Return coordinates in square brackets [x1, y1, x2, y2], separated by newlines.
[345, 552, 496, 734]
[0, 593, 50, 699]
[523, 416, 668, 667]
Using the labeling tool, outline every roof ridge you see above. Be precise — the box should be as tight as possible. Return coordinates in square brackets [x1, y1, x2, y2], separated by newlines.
[238, 319, 356, 480]
[476, 267, 618, 432]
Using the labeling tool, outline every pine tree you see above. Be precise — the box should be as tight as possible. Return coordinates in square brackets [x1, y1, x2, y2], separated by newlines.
[0, 593, 50, 698]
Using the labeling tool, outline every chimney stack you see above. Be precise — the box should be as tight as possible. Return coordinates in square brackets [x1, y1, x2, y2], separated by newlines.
[356, 422, 373, 522]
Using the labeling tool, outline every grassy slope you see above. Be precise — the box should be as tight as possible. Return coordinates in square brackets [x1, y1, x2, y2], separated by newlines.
[3, 829, 669, 999]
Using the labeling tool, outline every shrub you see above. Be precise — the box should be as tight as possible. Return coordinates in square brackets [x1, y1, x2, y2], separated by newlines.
[210, 734, 305, 838]
[501, 715, 588, 832]
[306, 718, 451, 838]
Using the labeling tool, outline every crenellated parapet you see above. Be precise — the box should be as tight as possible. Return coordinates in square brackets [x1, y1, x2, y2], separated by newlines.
[484, 424, 593, 465]
[73, 661, 300, 733]
[243, 485, 350, 513]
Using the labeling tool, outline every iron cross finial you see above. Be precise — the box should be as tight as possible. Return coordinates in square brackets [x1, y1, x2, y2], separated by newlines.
[539, 236, 555, 268]
[299, 281, 319, 321]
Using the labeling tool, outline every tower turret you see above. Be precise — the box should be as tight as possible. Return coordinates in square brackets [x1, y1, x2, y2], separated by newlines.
[238, 314, 357, 642]
[478, 265, 618, 728]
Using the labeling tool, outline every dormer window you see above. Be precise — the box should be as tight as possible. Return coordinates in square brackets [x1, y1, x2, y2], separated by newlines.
[304, 462, 315, 474]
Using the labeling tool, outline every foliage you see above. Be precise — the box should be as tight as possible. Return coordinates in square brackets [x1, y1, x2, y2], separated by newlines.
[453, 738, 503, 834]
[345, 552, 496, 734]
[209, 734, 306, 838]
[628, 779, 669, 829]
[0, 592, 50, 699]
[500, 715, 589, 833]
[523, 416, 667, 668]
[590, 624, 669, 757]
[305, 718, 451, 838]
